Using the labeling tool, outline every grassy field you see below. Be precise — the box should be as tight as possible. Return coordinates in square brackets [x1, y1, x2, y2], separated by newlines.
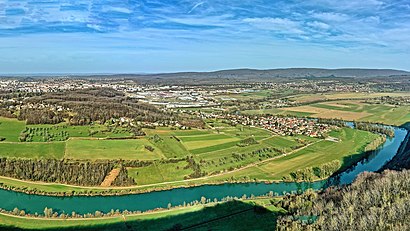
[0, 127, 379, 195]
[125, 128, 374, 187]
[65, 138, 165, 160]
[182, 135, 240, 150]
[128, 161, 193, 185]
[25, 124, 132, 142]
[0, 117, 382, 194]
[0, 200, 282, 231]
[207, 128, 379, 181]
[0, 142, 65, 159]
[0, 117, 25, 142]
[148, 135, 191, 158]
[0, 118, 273, 162]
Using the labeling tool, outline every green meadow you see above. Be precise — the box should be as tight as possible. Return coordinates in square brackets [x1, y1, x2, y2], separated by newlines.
[24, 123, 132, 142]
[65, 138, 165, 160]
[207, 128, 380, 181]
[0, 117, 382, 192]
[0, 117, 26, 142]
[0, 142, 65, 159]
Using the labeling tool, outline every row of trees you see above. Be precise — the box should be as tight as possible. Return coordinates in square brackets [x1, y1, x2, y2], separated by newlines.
[364, 135, 386, 152]
[184, 156, 207, 179]
[354, 122, 395, 137]
[276, 169, 410, 230]
[0, 108, 15, 118]
[316, 118, 346, 127]
[0, 158, 134, 186]
[237, 137, 258, 147]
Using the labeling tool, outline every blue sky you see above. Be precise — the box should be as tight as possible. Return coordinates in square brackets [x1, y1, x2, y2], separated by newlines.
[0, 0, 409, 73]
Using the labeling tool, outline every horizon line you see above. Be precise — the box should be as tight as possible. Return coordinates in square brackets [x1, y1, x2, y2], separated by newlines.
[0, 67, 409, 77]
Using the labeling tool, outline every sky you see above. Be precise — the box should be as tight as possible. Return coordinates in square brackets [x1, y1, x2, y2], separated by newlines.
[0, 0, 409, 74]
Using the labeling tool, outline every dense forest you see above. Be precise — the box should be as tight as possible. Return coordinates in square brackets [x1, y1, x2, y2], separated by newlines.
[23, 88, 176, 125]
[275, 169, 410, 230]
[18, 108, 66, 125]
[0, 158, 135, 186]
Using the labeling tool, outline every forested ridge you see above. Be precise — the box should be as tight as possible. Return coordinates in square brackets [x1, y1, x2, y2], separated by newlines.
[276, 169, 410, 230]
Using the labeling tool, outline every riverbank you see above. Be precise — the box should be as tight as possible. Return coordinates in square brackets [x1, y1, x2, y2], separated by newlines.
[381, 123, 410, 170]
[0, 198, 282, 230]
[0, 204, 205, 230]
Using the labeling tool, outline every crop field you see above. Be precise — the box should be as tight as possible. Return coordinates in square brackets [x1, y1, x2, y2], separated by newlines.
[281, 104, 371, 121]
[242, 108, 315, 117]
[65, 138, 165, 160]
[287, 92, 410, 103]
[282, 100, 410, 125]
[244, 99, 410, 126]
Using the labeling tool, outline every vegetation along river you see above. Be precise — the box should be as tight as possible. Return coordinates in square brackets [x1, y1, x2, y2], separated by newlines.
[0, 126, 407, 215]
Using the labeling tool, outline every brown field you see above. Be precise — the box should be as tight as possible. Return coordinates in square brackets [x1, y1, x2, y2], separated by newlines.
[289, 92, 410, 103]
[100, 168, 120, 187]
[323, 102, 352, 108]
[281, 105, 371, 120]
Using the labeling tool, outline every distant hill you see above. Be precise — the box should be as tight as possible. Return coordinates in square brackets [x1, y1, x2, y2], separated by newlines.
[105, 68, 410, 79]
[3, 68, 410, 79]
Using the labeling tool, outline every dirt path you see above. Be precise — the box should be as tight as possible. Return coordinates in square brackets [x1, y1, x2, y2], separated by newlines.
[100, 168, 121, 187]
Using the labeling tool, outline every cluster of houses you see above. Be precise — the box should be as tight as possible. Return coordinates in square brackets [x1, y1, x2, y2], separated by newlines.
[253, 116, 333, 137]
[202, 113, 333, 138]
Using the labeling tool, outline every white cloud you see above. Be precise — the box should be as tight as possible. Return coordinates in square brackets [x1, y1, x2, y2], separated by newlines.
[188, 2, 205, 14]
[158, 14, 233, 27]
[243, 17, 304, 34]
[312, 12, 350, 22]
[306, 21, 330, 30]
[102, 6, 132, 14]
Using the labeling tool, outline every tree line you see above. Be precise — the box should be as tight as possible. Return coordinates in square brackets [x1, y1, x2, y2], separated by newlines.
[0, 158, 135, 186]
[354, 121, 395, 137]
